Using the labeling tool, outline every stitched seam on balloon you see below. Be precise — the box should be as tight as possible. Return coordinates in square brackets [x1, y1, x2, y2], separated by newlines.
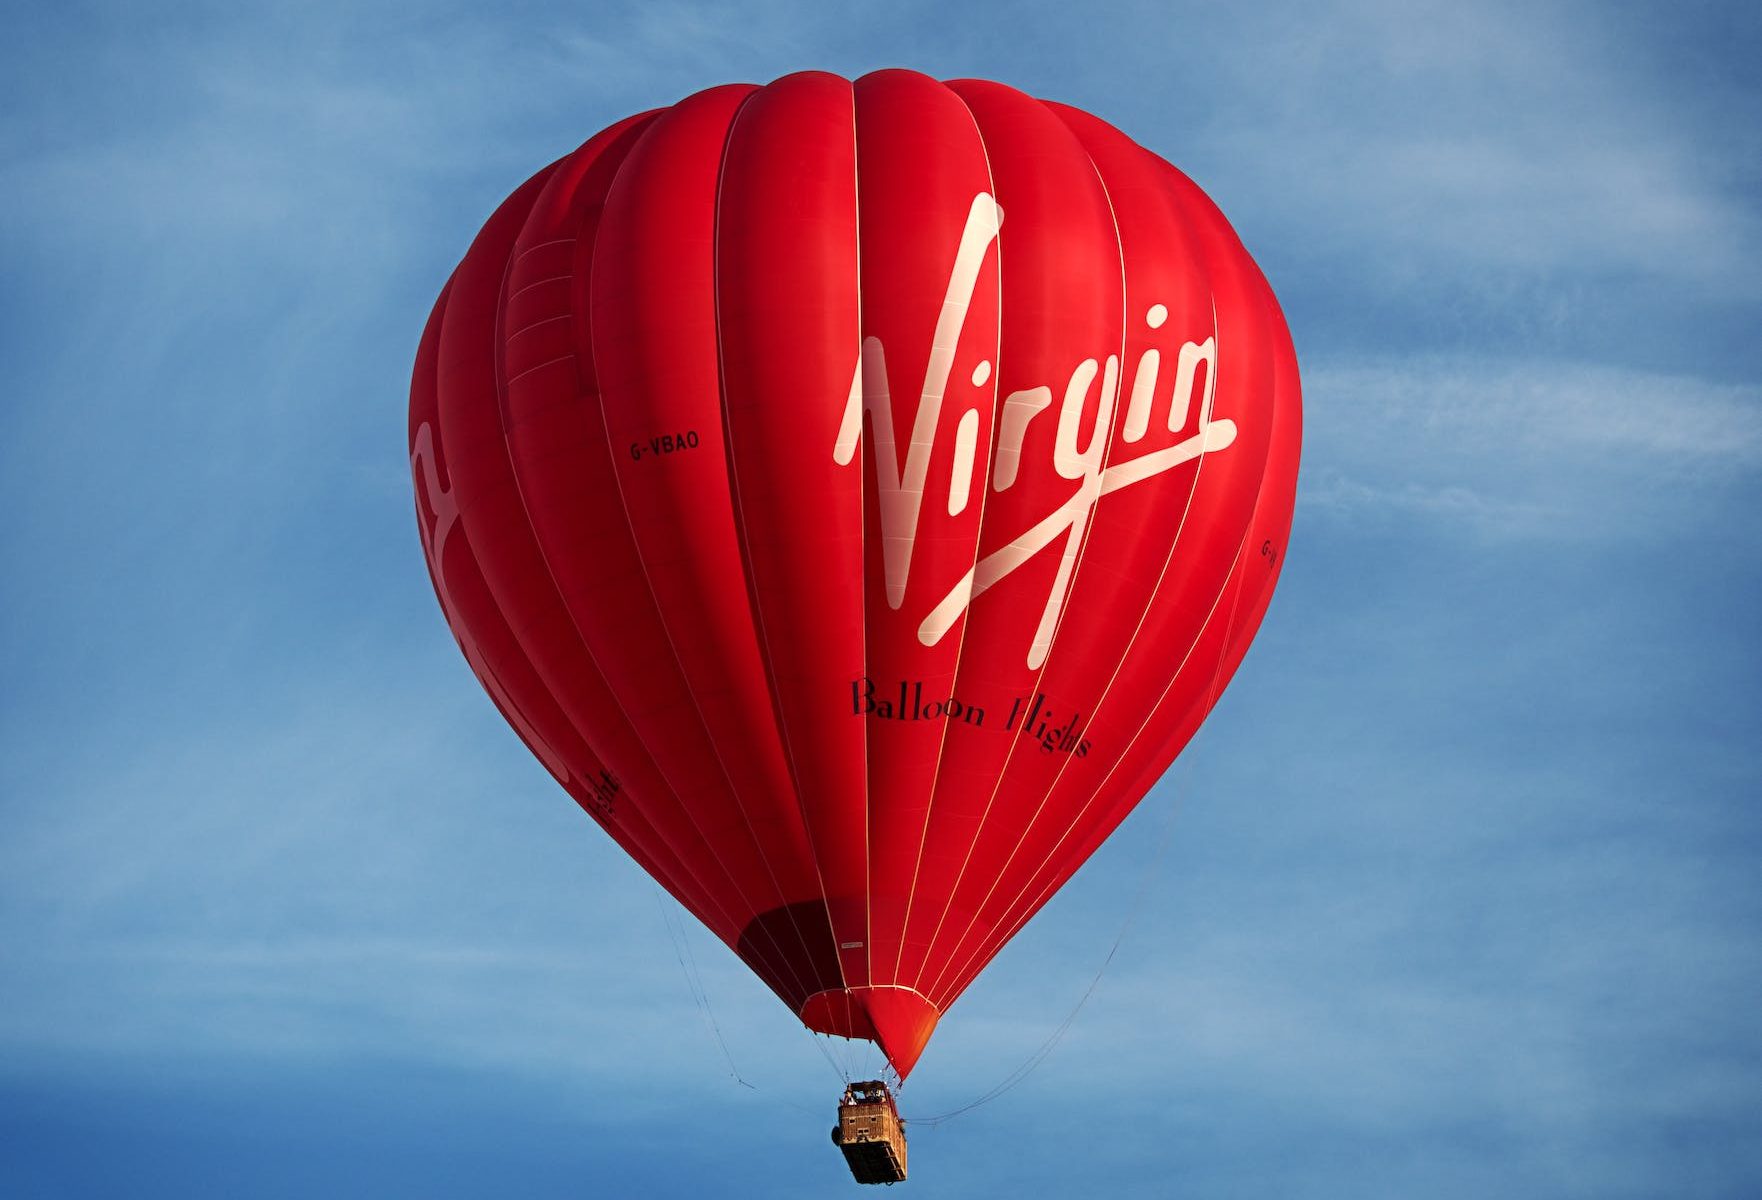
[889, 78, 1005, 996]
[705, 81, 854, 1005]
[851, 78, 873, 1000]
[911, 89, 1123, 1002]
[502, 311, 572, 341]
[961, 522, 1257, 1002]
[511, 235, 573, 264]
[486, 133, 768, 951]
[482, 147, 765, 969]
[918, 123, 1130, 1003]
[929, 157, 1260, 1002]
[930, 310, 1232, 1009]
[909, 125, 1212, 1000]
[419, 286, 574, 785]
[501, 351, 576, 389]
[458, 166, 599, 793]
[798, 984, 937, 1006]
[446, 166, 736, 936]
[980, 269, 1291, 988]
[580, 93, 826, 1008]
[685, 85, 834, 1005]
[503, 272, 571, 305]
[797, 984, 940, 1019]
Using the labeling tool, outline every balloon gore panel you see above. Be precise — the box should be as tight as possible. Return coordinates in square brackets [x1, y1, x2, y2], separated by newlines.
[409, 70, 1301, 1080]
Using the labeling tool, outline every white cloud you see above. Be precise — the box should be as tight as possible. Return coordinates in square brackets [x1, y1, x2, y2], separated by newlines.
[1312, 355, 1762, 462]
[1300, 355, 1762, 533]
[1166, 1, 1762, 303]
[1303, 470, 1556, 528]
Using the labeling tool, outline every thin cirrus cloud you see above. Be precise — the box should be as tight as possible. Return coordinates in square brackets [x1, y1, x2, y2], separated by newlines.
[1299, 356, 1762, 535]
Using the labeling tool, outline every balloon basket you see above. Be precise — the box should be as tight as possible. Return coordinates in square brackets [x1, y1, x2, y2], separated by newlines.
[830, 1080, 908, 1184]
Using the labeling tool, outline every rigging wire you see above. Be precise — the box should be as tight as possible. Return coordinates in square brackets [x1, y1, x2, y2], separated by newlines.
[650, 552, 1249, 1129]
[653, 888, 842, 1119]
[813, 1030, 853, 1085]
[906, 555, 1253, 1130]
[648, 751, 1187, 1129]
[655, 890, 750, 1089]
[903, 758, 1189, 1128]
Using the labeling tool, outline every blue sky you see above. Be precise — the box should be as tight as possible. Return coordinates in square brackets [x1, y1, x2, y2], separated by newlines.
[4, 2, 1760, 1196]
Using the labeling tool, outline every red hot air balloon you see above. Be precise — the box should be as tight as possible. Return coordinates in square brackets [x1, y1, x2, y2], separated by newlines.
[409, 70, 1300, 1086]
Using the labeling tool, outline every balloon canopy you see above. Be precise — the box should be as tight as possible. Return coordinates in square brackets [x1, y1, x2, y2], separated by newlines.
[409, 69, 1300, 1080]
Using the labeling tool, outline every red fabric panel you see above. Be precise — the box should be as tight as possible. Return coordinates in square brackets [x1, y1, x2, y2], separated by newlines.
[494, 112, 826, 1006]
[891, 78, 1127, 992]
[714, 72, 872, 992]
[406, 177, 726, 950]
[846, 69, 1002, 992]
[410, 73, 1303, 1079]
[918, 99, 1284, 1004]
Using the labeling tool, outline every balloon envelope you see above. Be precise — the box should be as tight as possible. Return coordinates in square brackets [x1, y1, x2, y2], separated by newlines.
[409, 70, 1300, 1079]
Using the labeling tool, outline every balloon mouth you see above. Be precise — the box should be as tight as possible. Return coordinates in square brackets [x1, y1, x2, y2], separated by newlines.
[735, 903, 943, 1078]
[799, 985, 941, 1079]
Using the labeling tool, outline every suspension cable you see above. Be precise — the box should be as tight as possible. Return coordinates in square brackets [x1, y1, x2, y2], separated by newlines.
[653, 550, 1251, 1127]
[655, 891, 751, 1088]
[653, 888, 845, 1117]
[906, 557, 1253, 1129]
[903, 760, 1188, 1128]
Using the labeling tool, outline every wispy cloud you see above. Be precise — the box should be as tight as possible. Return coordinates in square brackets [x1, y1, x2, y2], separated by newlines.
[1299, 355, 1762, 535]
[1165, 1, 1762, 302]
[1314, 357, 1762, 463]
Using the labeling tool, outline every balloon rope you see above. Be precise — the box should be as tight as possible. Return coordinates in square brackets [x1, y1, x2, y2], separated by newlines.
[902, 759, 1187, 1128]
[815, 1032, 854, 1085]
[655, 890, 752, 1089]
[908, 559, 1251, 1129]
[652, 888, 848, 1109]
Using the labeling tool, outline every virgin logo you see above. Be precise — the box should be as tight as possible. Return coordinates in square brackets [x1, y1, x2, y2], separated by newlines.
[834, 193, 1237, 669]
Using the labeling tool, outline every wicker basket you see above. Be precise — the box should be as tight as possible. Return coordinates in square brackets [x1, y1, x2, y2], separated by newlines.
[832, 1081, 907, 1184]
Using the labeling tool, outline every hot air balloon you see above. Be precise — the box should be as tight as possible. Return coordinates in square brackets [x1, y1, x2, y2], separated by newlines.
[409, 69, 1300, 1180]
